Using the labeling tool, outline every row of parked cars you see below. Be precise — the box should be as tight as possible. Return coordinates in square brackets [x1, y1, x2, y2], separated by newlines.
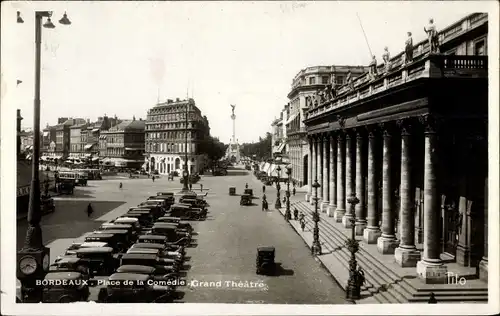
[41, 191, 209, 303]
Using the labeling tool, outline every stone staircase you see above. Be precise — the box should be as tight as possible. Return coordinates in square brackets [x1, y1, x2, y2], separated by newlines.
[288, 201, 488, 304]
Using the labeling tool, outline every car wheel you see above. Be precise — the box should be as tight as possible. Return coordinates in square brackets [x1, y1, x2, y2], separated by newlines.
[58, 295, 74, 303]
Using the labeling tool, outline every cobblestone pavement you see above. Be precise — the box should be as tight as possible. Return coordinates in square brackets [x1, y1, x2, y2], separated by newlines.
[16, 168, 347, 304]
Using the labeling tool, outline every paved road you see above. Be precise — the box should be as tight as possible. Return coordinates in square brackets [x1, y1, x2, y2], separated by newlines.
[182, 166, 347, 304]
[16, 168, 346, 304]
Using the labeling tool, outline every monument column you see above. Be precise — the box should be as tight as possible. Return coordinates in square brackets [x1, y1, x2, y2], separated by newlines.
[321, 135, 330, 212]
[327, 133, 337, 217]
[416, 115, 447, 283]
[342, 131, 355, 228]
[395, 119, 421, 267]
[377, 123, 399, 254]
[364, 125, 382, 243]
[335, 133, 346, 222]
[310, 137, 317, 205]
[306, 137, 313, 202]
[355, 129, 367, 235]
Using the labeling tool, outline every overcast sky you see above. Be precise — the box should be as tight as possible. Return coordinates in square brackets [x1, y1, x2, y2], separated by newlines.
[1, 1, 495, 143]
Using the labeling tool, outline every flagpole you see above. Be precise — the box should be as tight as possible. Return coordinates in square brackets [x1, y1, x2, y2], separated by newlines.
[356, 12, 373, 58]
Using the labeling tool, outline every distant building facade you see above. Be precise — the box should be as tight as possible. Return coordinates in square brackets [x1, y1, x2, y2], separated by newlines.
[145, 98, 210, 175]
[100, 118, 145, 169]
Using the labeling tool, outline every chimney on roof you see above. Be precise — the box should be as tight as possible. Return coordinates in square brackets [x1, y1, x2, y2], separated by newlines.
[87, 119, 90, 124]
[167, 99, 173, 103]
[133, 115, 136, 121]
[176, 98, 180, 102]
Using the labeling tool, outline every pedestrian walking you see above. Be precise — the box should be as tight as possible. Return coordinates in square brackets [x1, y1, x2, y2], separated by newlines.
[245, 183, 249, 189]
[292, 187, 296, 196]
[200, 184, 203, 192]
[428, 292, 437, 304]
[86, 203, 94, 217]
[262, 185, 266, 193]
[152, 176, 155, 182]
[119, 182, 123, 189]
[189, 183, 193, 190]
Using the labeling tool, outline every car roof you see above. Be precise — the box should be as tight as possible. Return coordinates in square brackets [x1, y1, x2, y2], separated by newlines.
[153, 222, 177, 228]
[45, 271, 82, 280]
[97, 229, 128, 234]
[115, 217, 139, 223]
[157, 192, 174, 196]
[76, 247, 113, 254]
[101, 224, 132, 229]
[121, 253, 157, 260]
[138, 234, 166, 240]
[85, 233, 113, 238]
[81, 242, 108, 247]
[56, 257, 81, 264]
[258, 246, 276, 252]
[109, 272, 150, 282]
[158, 216, 181, 220]
[127, 248, 160, 254]
[171, 204, 190, 209]
[116, 265, 155, 274]
[131, 243, 164, 249]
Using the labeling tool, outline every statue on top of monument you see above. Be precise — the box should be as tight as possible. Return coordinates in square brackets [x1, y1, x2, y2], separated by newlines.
[424, 18, 440, 54]
[230, 104, 236, 116]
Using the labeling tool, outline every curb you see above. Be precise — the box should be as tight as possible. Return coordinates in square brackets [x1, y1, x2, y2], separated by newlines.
[276, 206, 355, 304]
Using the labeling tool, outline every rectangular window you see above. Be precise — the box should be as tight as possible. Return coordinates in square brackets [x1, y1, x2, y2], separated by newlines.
[309, 77, 316, 85]
[321, 76, 329, 84]
[336, 76, 344, 85]
[474, 39, 485, 56]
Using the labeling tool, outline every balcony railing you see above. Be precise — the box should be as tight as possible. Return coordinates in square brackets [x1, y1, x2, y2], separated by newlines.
[306, 54, 487, 120]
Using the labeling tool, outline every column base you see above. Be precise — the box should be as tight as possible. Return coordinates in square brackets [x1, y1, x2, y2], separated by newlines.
[342, 214, 354, 228]
[355, 221, 367, 236]
[377, 235, 399, 254]
[416, 260, 448, 284]
[320, 201, 329, 213]
[479, 258, 488, 282]
[363, 227, 381, 244]
[305, 193, 310, 202]
[456, 244, 470, 266]
[334, 208, 345, 223]
[326, 205, 336, 217]
[395, 246, 421, 267]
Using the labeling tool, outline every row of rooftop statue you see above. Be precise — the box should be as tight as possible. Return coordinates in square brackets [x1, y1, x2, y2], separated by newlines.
[306, 18, 440, 108]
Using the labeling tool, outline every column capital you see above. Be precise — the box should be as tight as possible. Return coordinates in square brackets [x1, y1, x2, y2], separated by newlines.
[396, 119, 414, 136]
[353, 127, 367, 139]
[366, 125, 379, 138]
[336, 115, 347, 129]
[418, 114, 442, 134]
[344, 129, 356, 140]
[378, 122, 396, 137]
[337, 132, 345, 141]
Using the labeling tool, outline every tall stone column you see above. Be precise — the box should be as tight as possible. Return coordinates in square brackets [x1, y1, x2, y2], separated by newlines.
[479, 176, 488, 281]
[327, 133, 337, 217]
[342, 131, 355, 228]
[335, 133, 346, 222]
[416, 115, 447, 283]
[321, 135, 329, 212]
[318, 137, 323, 201]
[395, 119, 421, 267]
[355, 130, 367, 235]
[377, 123, 399, 254]
[306, 137, 313, 202]
[310, 138, 317, 205]
[364, 126, 381, 243]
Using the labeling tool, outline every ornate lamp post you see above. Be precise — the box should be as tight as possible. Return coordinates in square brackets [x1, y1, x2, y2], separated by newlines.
[16, 10, 71, 303]
[346, 194, 365, 301]
[284, 165, 292, 221]
[311, 179, 322, 255]
[275, 165, 282, 209]
[179, 99, 194, 194]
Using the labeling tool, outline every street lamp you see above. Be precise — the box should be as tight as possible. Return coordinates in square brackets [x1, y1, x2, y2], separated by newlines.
[346, 194, 365, 301]
[284, 165, 292, 221]
[311, 179, 322, 255]
[16, 10, 71, 303]
[274, 165, 282, 209]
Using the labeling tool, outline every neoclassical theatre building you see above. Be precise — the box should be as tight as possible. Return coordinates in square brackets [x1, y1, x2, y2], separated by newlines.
[303, 13, 488, 283]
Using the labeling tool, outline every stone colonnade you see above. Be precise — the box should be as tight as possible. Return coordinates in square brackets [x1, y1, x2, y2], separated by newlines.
[305, 116, 448, 282]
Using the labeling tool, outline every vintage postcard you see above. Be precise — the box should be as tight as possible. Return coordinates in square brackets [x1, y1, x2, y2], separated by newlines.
[1, 1, 498, 315]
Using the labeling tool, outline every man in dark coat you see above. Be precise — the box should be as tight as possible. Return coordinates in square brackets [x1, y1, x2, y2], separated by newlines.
[86, 203, 94, 217]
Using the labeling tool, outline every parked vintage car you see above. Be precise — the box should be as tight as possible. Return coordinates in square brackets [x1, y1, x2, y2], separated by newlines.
[97, 272, 174, 303]
[115, 265, 179, 284]
[256, 246, 276, 275]
[57, 179, 74, 195]
[151, 223, 191, 244]
[93, 229, 132, 250]
[75, 247, 119, 276]
[156, 217, 193, 233]
[126, 248, 182, 270]
[137, 235, 186, 253]
[240, 194, 252, 206]
[120, 253, 179, 275]
[156, 192, 176, 205]
[84, 232, 128, 253]
[244, 188, 253, 197]
[130, 243, 184, 261]
[41, 271, 90, 303]
[166, 204, 204, 221]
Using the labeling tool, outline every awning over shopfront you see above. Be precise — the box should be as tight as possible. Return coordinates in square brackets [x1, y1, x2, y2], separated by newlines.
[85, 154, 92, 157]
[92, 157, 99, 161]
[92, 128, 99, 133]
[273, 142, 286, 154]
[262, 163, 271, 173]
[26, 145, 33, 150]
[84, 144, 94, 150]
[285, 113, 298, 125]
[43, 131, 49, 137]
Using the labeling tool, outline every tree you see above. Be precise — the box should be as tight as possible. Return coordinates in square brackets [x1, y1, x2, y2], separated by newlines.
[241, 132, 272, 161]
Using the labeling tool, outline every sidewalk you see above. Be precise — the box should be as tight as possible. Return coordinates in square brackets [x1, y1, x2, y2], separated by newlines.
[273, 196, 488, 304]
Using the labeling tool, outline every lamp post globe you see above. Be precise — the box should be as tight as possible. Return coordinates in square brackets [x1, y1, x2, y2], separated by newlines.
[311, 179, 322, 255]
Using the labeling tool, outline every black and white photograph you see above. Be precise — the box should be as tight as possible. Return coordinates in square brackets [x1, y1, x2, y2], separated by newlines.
[1, 1, 498, 315]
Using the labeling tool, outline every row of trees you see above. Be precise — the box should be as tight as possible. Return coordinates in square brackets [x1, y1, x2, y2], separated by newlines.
[199, 136, 227, 162]
[240, 132, 272, 161]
